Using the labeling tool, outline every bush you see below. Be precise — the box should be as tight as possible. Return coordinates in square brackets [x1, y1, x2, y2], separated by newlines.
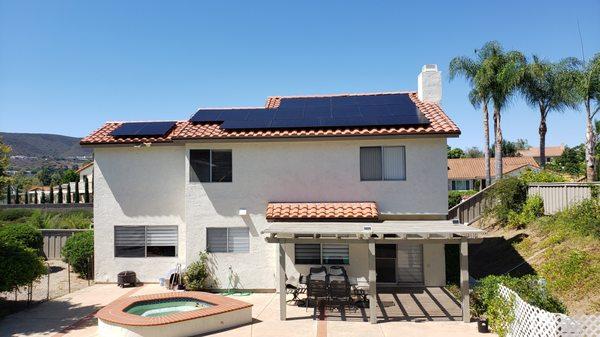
[485, 177, 528, 226]
[0, 209, 34, 222]
[448, 190, 477, 208]
[61, 231, 94, 279]
[519, 169, 566, 184]
[507, 196, 544, 229]
[184, 252, 210, 290]
[0, 223, 43, 253]
[0, 240, 47, 292]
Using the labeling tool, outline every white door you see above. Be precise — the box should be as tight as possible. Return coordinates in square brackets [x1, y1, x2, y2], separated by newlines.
[396, 244, 424, 285]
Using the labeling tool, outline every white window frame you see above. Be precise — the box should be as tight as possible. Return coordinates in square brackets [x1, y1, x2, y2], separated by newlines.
[294, 243, 349, 265]
[114, 225, 178, 258]
[206, 227, 249, 253]
[360, 146, 406, 181]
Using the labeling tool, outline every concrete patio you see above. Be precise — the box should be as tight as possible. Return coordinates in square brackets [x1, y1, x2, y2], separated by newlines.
[0, 284, 492, 337]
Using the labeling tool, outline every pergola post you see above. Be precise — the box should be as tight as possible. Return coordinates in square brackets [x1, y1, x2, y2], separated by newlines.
[367, 240, 377, 324]
[278, 243, 286, 321]
[460, 238, 470, 323]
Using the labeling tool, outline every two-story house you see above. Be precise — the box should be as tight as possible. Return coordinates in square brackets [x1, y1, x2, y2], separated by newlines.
[81, 64, 483, 323]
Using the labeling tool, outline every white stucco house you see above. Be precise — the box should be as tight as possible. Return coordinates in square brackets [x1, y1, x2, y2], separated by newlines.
[81, 64, 483, 323]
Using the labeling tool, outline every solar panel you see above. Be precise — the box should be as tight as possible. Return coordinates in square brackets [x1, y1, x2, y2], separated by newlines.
[190, 93, 430, 131]
[111, 121, 176, 137]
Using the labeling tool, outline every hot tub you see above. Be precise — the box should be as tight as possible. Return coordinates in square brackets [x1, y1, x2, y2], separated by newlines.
[96, 292, 253, 337]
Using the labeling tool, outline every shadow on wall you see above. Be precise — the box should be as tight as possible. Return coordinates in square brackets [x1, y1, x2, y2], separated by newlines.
[97, 152, 185, 220]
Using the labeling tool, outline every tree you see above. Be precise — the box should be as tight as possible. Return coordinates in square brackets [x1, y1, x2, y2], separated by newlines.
[0, 240, 47, 293]
[546, 145, 585, 175]
[465, 147, 484, 158]
[83, 176, 90, 203]
[49, 186, 54, 204]
[521, 56, 579, 167]
[490, 139, 529, 157]
[0, 137, 10, 194]
[74, 181, 80, 203]
[36, 166, 55, 186]
[450, 42, 496, 186]
[66, 183, 72, 203]
[478, 42, 526, 180]
[57, 185, 63, 203]
[447, 146, 465, 159]
[40, 191, 47, 204]
[61, 169, 79, 184]
[574, 53, 600, 181]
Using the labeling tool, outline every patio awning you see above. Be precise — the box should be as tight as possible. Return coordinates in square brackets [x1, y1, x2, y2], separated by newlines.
[262, 219, 484, 243]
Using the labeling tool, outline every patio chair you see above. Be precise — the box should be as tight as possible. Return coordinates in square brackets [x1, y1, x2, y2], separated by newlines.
[306, 269, 328, 319]
[327, 274, 354, 313]
[285, 274, 305, 303]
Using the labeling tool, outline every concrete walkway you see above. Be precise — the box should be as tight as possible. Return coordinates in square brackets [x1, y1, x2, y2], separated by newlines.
[0, 284, 494, 337]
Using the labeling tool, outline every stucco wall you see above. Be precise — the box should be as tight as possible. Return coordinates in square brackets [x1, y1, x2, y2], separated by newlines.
[94, 146, 186, 282]
[94, 136, 449, 287]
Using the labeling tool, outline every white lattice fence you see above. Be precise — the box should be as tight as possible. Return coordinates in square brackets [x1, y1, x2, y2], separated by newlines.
[499, 285, 600, 337]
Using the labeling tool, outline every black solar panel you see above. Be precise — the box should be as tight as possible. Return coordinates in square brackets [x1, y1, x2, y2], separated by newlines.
[188, 93, 430, 130]
[111, 121, 176, 137]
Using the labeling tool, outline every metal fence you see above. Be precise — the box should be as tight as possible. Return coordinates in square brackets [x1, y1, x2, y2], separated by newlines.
[528, 183, 600, 215]
[499, 284, 600, 336]
[41, 229, 90, 260]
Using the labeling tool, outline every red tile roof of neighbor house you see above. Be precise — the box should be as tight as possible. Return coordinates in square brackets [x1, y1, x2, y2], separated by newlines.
[266, 202, 379, 221]
[80, 92, 460, 145]
[518, 145, 565, 157]
[448, 156, 540, 180]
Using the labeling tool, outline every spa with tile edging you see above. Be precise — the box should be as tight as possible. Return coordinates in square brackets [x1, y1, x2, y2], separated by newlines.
[96, 291, 253, 337]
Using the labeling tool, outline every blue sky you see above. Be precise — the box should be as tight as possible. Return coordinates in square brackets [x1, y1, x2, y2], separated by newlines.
[0, 1, 599, 149]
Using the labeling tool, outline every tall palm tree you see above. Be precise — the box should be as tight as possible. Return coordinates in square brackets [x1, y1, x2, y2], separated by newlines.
[573, 53, 600, 181]
[449, 42, 498, 187]
[477, 44, 526, 180]
[521, 56, 579, 167]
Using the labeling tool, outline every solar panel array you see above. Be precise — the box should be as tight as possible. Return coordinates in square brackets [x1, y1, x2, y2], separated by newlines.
[111, 121, 176, 137]
[189, 93, 430, 130]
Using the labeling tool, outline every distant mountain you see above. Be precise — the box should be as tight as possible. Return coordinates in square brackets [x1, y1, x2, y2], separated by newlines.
[0, 132, 92, 172]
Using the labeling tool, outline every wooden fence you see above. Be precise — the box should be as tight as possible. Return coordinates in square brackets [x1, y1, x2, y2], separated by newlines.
[41, 229, 91, 260]
[528, 182, 600, 215]
[447, 184, 495, 224]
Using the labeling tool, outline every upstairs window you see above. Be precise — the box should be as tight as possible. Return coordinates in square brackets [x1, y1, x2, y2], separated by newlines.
[360, 146, 406, 181]
[190, 149, 232, 182]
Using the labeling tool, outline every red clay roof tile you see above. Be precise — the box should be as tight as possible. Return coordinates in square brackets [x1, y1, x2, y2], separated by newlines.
[266, 202, 379, 221]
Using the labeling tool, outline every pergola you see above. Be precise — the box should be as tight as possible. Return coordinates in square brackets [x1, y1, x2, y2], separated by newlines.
[262, 220, 484, 324]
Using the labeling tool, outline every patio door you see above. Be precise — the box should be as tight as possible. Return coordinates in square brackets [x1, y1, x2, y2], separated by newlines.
[375, 244, 396, 283]
[396, 244, 424, 285]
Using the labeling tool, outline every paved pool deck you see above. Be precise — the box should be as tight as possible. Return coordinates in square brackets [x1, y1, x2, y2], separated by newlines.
[0, 284, 493, 337]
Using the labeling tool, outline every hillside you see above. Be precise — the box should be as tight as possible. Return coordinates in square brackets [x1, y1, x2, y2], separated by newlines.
[0, 132, 92, 172]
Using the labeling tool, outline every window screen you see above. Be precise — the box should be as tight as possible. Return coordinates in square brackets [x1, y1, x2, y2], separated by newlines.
[146, 226, 177, 257]
[190, 150, 232, 182]
[207, 228, 249, 253]
[115, 226, 177, 257]
[295, 244, 321, 264]
[360, 146, 406, 181]
[115, 226, 145, 257]
[322, 244, 349, 265]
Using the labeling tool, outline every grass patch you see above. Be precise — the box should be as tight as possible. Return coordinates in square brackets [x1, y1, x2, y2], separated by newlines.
[540, 248, 600, 301]
[0, 209, 92, 229]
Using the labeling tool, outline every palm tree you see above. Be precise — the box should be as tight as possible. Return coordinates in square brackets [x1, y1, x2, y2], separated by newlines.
[521, 56, 579, 167]
[574, 53, 600, 181]
[478, 44, 526, 180]
[449, 43, 497, 187]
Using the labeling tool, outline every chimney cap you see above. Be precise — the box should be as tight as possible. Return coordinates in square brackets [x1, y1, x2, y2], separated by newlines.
[422, 64, 439, 72]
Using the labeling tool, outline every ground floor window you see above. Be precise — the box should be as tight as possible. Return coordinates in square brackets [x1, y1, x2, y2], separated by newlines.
[450, 180, 471, 190]
[206, 228, 249, 253]
[114, 226, 177, 257]
[295, 244, 349, 265]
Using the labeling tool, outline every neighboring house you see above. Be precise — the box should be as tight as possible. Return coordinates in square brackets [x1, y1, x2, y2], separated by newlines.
[76, 161, 94, 184]
[518, 145, 565, 165]
[81, 64, 483, 322]
[448, 156, 540, 191]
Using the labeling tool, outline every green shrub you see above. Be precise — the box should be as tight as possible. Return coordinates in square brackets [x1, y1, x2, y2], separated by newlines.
[0, 223, 43, 253]
[0, 240, 47, 292]
[540, 249, 598, 294]
[519, 169, 566, 183]
[472, 275, 566, 320]
[448, 190, 477, 208]
[539, 199, 600, 238]
[507, 195, 544, 229]
[485, 177, 528, 225]
[184, 252, 210, 290]
[61, 231, 94, 279]
[45, 210, 92, 229]
[0, 209, 34, 222]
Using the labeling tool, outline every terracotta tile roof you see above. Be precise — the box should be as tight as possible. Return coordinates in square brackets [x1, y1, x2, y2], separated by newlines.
[448, 156, 540, 180]
[518, 145, 565, 158]
[75, 161, 93, 173]
[81, 92, 460, 145]
[266, 202, 379, 221]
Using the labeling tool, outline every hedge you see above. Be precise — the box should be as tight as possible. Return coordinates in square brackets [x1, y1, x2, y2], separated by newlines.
[61, 231, 94, 279]
[0, 223, 44, 254]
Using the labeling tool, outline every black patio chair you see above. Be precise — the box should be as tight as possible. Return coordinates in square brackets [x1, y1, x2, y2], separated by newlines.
[327, 274, 354, 313]
[306, 269, 328, 319]
[329, 266, 347, 277]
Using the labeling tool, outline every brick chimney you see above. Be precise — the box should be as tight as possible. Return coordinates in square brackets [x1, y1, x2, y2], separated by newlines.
[417, 64, 442, 104]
